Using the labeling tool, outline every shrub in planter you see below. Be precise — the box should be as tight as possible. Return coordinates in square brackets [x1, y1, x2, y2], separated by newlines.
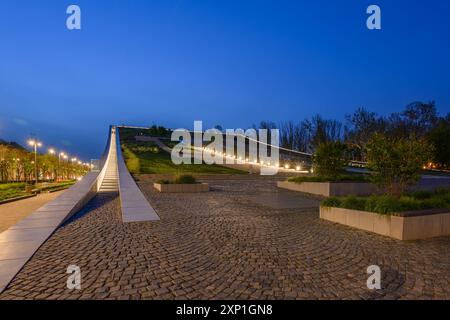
[341, 196, 366, 211]
[420, 197, 448, 210]
[322, 196, 341, 207]
[322, 189, 450, 215]
[173, 174, 196, 184]
[410, 190, 434, 200]
[156, 179, 171, 185]
[365, 195, 402, 214]
[366, 134, 433, 196]
[313, 141, 349, 179]
[156, 175, 197, 185]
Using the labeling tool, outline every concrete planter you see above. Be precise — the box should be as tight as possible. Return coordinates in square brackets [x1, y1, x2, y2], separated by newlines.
[154, 183, 209, 193]
[277, 181, 378, 197]
[320, 206, 450, 240]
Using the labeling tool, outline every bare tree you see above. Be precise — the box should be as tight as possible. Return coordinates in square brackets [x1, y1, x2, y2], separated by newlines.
[280, 121, 295, 149]
[387, 101, 438, 139]
[344, 107, 386, 161]
[305, 115, 342, 151]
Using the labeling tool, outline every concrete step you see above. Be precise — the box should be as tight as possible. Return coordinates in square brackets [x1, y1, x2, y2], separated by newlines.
[99, 141, 119, 192]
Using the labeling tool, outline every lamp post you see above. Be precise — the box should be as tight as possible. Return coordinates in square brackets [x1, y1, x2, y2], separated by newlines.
[62, 154, 68, 180]
[48, 148, 56, 181]
[28, 139, 42, 184]
[57, 152, 66, 182]
[71, 158, 77, 179]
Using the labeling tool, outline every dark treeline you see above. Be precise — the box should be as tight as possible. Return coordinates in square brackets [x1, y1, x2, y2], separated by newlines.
[256, 101, 450, 168]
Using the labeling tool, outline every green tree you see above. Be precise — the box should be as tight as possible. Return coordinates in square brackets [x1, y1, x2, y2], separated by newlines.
[366, 134, 433, 196]
[313, 141, 348, 178]
[38, 154, 58, 181]
[428, 114, 450, 168]
[22, 154, 34, 183]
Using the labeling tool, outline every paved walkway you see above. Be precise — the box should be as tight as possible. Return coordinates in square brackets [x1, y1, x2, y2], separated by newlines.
[0, 176, 448, 300]
[0, 191, 64, 233]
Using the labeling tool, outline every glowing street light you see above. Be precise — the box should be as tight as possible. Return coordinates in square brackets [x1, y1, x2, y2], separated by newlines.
[47, 149, 56, 180]
[28, 140, 42, 148]
[28, 139, 42, 184]
[53, 151, 67, 181]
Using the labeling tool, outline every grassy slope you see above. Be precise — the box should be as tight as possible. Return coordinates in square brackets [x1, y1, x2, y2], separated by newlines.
[121, 139, 245, 175]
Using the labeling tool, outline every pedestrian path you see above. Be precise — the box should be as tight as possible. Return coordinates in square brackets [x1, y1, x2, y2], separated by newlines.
[0, 126, 159, 293]
[0, 172, 99, 293]
[0, 191, 64, 233]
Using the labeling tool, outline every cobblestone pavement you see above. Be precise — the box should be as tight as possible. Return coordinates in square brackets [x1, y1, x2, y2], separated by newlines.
[1, 176, 449, 300]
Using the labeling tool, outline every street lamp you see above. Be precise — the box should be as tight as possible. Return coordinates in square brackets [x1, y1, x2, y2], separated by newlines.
[61, 153, 68, 180]
[51, 150, 65, 182]
[48, 149, 56, 180]
[28, 139, 42, 184]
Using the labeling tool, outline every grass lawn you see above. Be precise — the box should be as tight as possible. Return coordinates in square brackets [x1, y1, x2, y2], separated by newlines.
[0, 181, 76, 202]
[0, 183, 28, 201]
[121, 142, 245, 175]
[36, 181, 75, 192]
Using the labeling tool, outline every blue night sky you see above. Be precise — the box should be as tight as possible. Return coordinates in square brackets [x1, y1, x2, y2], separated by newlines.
[1, 0, 449, 160]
